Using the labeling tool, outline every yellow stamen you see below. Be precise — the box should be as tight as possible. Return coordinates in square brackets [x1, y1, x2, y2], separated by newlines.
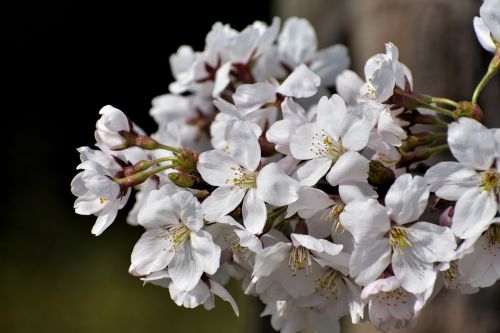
[160, 224, 190, 251]
[480, 169, 500, 194]
[390, 226, 413, 251]
[288, 246, 312, 276]
[310, 130, 346, 160]
[315, 268, 343, 299]
[225, 166, 257, 189]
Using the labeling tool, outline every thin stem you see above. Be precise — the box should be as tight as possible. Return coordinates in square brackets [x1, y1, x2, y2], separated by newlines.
[427, 144, 449, 155]
[158, 144, 182, 153]
[421, 103, 455, 118]
[472, 54, 500, 104]
[429, 97, 458, 108]
[114, 164, 176, 186]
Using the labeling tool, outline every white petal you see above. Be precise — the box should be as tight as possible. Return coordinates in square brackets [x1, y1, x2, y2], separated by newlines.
[336, 70, 364, 105]
[339, 183, 378, 203]
[350, 239, 391, 286]
[129, 229, 174, 276]
[197, 150, 241, 187]
[310, 44, 350, 86]
[226, 120, 261, 171]
[277, 64, 321, 98]
[291, 233, 342, 255]
[257, 163, 300, 206]
[452, 187, 497, 239]
[137, 189, 178, 229]
[253, 242, 291, 277]
[392, 250, 436, 294]
[448, 117, 496, 170]
[409, 222, 457, 263]
[212, 62, 231, 98]
[474, 16, 497, 53]
[191, 230, 221, 275]
[290, 123, 322, 160]
[242, 188, 267, 234]
[385, 174, 429, 224]
[91, 201, 121, 236]
[481, 0, 500, 42]
[296, 157, 332, 186]
[341, 106, 375, 151]
[341, 199, 390, 242]
[286, 186, 332, 219]
[169, 242, 203, 291]
[377, 108, 407, 146]
[278, 17, 317, 67]
[326, 151, 369, 186]
[202, 186, 245, 221]
[424, 162, 481, 200]
[170, 191, 204, 231]
[317, 94, 347, 139]
[169, 280, 211, 308]
[210, 279, 240, 316]
[233, 82, 277, 110]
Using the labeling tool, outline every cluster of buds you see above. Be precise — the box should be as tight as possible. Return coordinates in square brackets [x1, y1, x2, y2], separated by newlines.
[71, 1, 500, 332]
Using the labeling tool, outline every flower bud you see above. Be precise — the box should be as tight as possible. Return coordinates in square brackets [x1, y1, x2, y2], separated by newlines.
[368, 161, 395, 187]
[168, 172, 195, 188]
[400, 132, 443, 152]
[453, 101, 484, 123]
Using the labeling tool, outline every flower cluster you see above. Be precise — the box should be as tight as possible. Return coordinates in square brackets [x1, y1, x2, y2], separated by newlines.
[71, 1, 500, 332]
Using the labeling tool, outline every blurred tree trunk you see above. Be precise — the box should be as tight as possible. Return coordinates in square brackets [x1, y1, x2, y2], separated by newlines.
[272, 1, 500, 332]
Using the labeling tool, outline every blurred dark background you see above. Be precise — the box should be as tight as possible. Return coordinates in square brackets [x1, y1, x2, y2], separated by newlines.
[2, 1, 499, 332]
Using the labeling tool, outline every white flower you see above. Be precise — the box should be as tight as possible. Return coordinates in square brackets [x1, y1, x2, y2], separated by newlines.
[474, 0, 500, 53]
[95, 105, 132, 150]
[142, 270, 239, 316]
[276, 17, 349, 87]
[71, 147, 130, 235]
[425, 117, 500, 239]
[129, 185, 221, 291]
[197, 120, 300, 234]
[253, 233, 343, 298]
[361, 275, 428, 332]
[458, 220, 500, 288]
[289, 94, 371, 186]
[340, 174, 457, 293]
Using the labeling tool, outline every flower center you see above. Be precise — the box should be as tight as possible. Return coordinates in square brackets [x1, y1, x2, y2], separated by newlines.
[311, 130, 346, 160]
[443, 261, 459, 287]
[288, 246, 312, 276]
[480, 169, 500, 194]
[390, 226, 412, 251]
[226, 166, 257, 189]
[375, 287, 408, 306]
[161, 224, 190, 250]
[99, 197, 107, 204]
[320, 199, 345, 234]
[225, 234, 252, 262]
[315, 268, 343, 299]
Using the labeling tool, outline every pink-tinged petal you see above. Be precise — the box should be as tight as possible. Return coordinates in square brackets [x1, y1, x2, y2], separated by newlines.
[326, 151, 369, 186]
[341, 199, 390, 242]
[257, 163, 300, 206]
[350, 239, 391, 286]
[473, 17, 497, 53]
[277, 64, 321, 98]
[385, 174, 429, 224]
[197, 150, 241, 187]
[233, 82, 277, 110]
[452, 187, 497, 239]
[424, 162, 481, 200]
[448, 117, 496, 170]
[392, 250, 436, 294]
[226, 120, 261, 172]
[169, 242, 203, 291]
[129, 229, 174, 276]
[296, 157, 332, 186]
[290, 123, 322, 160]
[191, 230, 221, 275]
[201, 187, 245, 221]
[242, 188, 267, 234]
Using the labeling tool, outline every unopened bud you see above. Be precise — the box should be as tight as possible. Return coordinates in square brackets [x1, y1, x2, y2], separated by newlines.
[400, 132, 443, 152]
[453, 101, 484, 123]
[175, 148, 199, 173]
[368, 161, 395, 187]
[168, 172, 195, 188]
